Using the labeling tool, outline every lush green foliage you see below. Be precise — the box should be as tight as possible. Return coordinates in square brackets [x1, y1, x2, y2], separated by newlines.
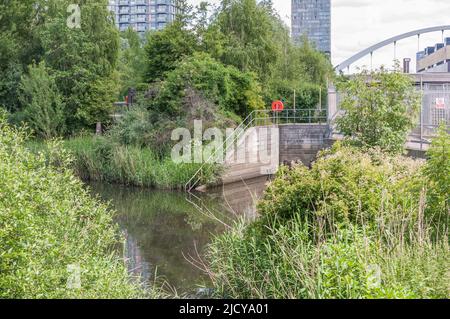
[212, 0, 279, 83]
[153, 53, 264, 118]
[139, 0, 332, 114]
[207, 144, 449, 299]
[336, 67, 421, 154]
[39, 0, 120, 129]
[258, 143, 425, 228]
[117, 29, 147, 97]
[0, 116, 154, 298]
[423, 125, 450, 226]
[208, 216, 448, 299]
[1, 0, 120, 132]
[144, 20, 199, 82]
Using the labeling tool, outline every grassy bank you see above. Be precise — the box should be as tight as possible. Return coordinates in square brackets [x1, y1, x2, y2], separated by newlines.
[27, 136, 221, 190]
[0, 116, 163, 298]
[206, 142, 450, 299]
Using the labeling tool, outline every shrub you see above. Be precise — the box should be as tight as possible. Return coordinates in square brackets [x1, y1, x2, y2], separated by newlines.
[0, 115, 153, 298]
[257, 143, 425, 234]
[336, 66, 421, 154]
[153, 53, 264, 118]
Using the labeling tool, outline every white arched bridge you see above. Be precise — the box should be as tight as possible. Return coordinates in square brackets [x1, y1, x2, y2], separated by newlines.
[335, 25, 450, 72]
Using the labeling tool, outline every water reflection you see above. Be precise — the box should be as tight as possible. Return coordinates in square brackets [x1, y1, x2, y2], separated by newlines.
[88, 177, 270, 295]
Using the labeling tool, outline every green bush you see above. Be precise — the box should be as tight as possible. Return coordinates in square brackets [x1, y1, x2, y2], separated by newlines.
[336, 66, 421, 154]
[257, 143, 425, 233]
[18, 61, 65, 139]
[153, 53, 264, 118]
[0, 116, 155, 298]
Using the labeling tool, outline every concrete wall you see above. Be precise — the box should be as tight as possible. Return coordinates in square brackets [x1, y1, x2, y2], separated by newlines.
[220, 124, 331, 185]
[279, 124, 332, 166]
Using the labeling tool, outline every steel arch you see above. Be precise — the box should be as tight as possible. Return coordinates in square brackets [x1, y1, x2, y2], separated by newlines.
[335, 25, 450, 72]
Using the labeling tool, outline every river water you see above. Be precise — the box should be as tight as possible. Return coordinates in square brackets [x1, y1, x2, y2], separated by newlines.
[88, 177, 270, 296]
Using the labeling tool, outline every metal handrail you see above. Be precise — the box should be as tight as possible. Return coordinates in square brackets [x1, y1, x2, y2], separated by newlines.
[184, 108, 329, 192]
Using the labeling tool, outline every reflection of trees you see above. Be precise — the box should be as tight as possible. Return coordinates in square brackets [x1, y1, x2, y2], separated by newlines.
[123, 229, 152, 285]
[88, 182, 224, 292]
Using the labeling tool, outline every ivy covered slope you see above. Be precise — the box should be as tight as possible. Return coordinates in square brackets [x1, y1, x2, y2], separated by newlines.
[0, 116, 152, 298]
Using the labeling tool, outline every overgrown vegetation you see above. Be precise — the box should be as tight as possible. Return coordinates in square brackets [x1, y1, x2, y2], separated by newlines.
[2, 0, 119, 134]
[207, 141, 449, 299]
[0, 116, 160, 298]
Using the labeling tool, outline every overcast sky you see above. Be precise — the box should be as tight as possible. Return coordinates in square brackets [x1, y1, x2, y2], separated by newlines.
[190, 0, 450, 72]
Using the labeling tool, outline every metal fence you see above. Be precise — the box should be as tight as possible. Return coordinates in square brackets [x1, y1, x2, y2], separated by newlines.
[330, 83, 450, 149]
[410, 84, 450, 144]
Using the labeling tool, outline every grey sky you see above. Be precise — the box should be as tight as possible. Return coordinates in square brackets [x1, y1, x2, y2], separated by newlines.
[190, 0, 450, 72]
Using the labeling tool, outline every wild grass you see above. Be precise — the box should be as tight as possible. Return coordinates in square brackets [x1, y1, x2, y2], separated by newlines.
[207, 208, 449, 299]
[28, 136, 220, 190]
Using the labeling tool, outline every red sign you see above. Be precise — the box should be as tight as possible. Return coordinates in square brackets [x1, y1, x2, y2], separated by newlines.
[436, 98, 445, 109]
[272, 100, 284, 112]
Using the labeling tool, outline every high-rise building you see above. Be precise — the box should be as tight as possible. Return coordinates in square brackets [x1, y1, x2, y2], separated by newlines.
[291, 0, 331, 55]
[108, 0, 178, 34]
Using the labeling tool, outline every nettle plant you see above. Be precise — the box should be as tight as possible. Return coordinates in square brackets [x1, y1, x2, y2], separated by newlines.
[336, 65, 421, 154]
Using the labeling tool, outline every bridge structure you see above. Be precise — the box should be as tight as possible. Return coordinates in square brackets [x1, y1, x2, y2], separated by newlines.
[335, 25, 450, 72]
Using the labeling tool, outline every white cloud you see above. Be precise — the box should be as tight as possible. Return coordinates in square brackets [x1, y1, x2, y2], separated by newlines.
[190, 0, 450, 72]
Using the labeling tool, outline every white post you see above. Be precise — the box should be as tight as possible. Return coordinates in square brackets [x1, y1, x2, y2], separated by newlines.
[293, 89, 296, 112]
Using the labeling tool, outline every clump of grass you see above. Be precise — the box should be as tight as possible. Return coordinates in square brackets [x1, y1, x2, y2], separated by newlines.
[28, 136, 221, 190]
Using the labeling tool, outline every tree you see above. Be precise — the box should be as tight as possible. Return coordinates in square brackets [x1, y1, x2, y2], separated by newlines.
[38, 0, 120, 130]
[207, 1, 332, 108]
[117, 28, 146, 97]
[336, 66, 421, 154]
[212, 0, 279, 83]
[19, 62, 65, 139]
[0, 0, 44, 111]
[144, 20, 198, 82]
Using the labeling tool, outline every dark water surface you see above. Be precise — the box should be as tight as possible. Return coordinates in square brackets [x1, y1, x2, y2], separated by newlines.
[88, 177, 269, 295]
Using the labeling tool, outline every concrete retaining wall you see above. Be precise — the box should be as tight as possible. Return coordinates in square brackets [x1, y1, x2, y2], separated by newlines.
[220, 124, 331, 185]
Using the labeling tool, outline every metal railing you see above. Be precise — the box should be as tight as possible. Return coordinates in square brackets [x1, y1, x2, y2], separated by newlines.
[184, 108, 329, 193]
